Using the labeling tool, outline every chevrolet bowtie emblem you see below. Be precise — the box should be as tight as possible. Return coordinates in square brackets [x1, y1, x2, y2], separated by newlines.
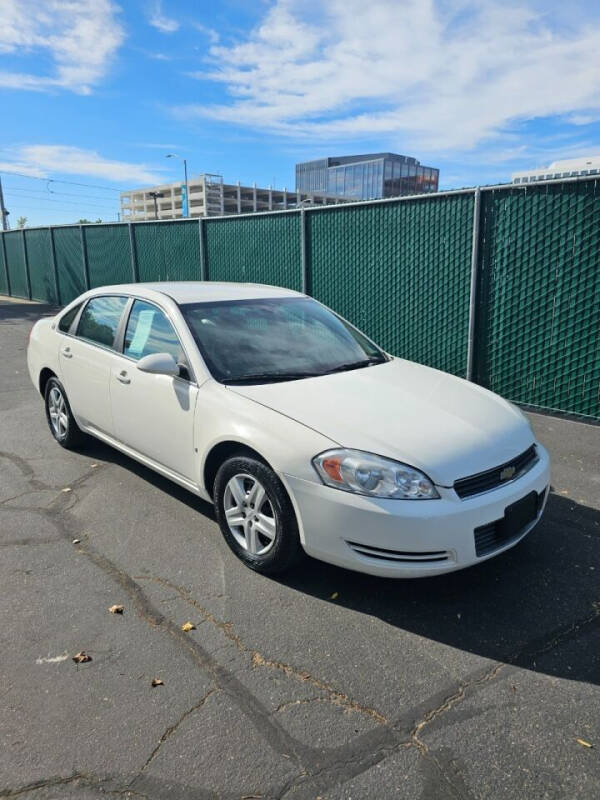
[500, 465, 516, 481]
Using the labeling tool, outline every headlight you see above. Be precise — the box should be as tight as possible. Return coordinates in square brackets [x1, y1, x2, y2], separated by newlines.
[312, 449, 439, 499]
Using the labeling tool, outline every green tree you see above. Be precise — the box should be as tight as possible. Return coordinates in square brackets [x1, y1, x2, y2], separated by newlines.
[16, 216, 27, 228]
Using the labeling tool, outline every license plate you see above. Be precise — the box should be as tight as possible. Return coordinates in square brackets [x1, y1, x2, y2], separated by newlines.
[501, 491, 538, 539]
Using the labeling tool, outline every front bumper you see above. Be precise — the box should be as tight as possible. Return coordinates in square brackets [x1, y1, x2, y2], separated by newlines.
[282, 444, 551, 578]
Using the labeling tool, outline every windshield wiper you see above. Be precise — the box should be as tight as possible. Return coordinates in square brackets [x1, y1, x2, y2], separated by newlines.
[323, 355, 388, 375]
[223, 371, 321, 385]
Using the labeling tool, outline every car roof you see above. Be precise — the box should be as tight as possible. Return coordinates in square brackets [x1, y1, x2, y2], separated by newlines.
[88, 281, 304, 304]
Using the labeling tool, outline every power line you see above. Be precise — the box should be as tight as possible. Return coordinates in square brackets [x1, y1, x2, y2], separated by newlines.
[4, 191, 117, 212]
[4, 185, 121, 203]
[0, 170, 123, 193]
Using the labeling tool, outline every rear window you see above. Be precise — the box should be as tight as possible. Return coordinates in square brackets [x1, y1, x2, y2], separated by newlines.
[58, 304, 82, 333]
[77, 296, 128, 349]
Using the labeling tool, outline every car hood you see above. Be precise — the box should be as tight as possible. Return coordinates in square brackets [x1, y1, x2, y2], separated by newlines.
[228, 358, 535, 486]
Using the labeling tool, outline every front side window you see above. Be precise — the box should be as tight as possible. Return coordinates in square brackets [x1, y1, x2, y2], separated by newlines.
[77, 296, 127, 348]
[181, 297, 386, 384]
[124, 300, 184, 364]
[58, 303, 82, 333]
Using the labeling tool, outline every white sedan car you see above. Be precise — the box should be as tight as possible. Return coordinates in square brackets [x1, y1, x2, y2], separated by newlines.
[27, 282, 550, 578]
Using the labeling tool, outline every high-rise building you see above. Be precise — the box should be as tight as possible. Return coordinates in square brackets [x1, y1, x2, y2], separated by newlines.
[295, 153, 439, 200]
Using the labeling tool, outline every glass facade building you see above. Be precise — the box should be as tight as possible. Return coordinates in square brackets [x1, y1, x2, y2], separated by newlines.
[295, 153, 439, 200]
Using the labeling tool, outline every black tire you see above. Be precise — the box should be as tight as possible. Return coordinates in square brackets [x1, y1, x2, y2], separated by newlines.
[214, 455, 304, 575]
[44, 376, 85, 449]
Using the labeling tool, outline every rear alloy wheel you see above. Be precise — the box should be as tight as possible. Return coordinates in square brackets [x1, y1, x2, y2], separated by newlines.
[44, 377, 84, 449]
[214, 456, 304, 574]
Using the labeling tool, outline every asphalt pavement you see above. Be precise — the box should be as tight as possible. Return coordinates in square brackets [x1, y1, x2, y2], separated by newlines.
[0, 295, 598, 799]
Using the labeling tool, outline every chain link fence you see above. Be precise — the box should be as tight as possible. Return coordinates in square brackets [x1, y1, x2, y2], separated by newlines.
[1, 178, 598, 420]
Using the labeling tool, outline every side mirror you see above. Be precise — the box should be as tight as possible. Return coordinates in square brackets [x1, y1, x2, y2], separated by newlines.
[136, 352, 179, 377]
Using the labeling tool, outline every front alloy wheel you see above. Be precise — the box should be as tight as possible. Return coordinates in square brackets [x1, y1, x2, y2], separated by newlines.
[223, 474, 277, 555]
[214, 455, 304, 575]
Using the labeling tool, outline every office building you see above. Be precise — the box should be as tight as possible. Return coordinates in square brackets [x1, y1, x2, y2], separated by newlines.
[512, 156, 600, 184]
[295, 153, 439, 200]
[120, 174, 348, 221]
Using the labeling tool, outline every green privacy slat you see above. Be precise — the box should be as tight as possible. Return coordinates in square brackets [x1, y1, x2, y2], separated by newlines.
[308, 195, 474, 377]
[24, 229, 57, 303]
[5, 180, 599, 421]
[85, 224, 132, 288]
[4, 231, 28, 298]
[478, 181, 600, 419]
[204, 213, 302, 290]
[0, 235, 8, 295]
[53, 227, 86, 304]
[133, 221, 201, 282]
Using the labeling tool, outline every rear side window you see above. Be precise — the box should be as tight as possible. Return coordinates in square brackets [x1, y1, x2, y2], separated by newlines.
[124, 300, 183, 364]
[58, 303, 82, 333]
[77, 296, 128, 349]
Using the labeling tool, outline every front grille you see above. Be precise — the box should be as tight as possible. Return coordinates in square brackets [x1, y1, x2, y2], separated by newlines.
[474, 489, 546, 556]
[347, 541, 450, 564]
[454, 445, 538, 499]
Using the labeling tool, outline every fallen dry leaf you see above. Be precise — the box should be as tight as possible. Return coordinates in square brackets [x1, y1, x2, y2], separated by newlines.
[62, 487, 72, 493]
[181, 621, 196, 632]
[330, 592, 339, 600]
[109, 604, 124, 615]
[72, 651, 92, 664]
[151, 678, 164, 687]
[576, 738, 593, 748]
[72, 539, 81, 545]
[90, 463, 98, 468]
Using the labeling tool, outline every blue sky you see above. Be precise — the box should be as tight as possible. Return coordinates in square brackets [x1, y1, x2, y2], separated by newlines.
[1, 0, 600, 226]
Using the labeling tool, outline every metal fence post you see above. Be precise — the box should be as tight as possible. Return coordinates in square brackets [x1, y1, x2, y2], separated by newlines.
[0, 233, 10, 297]
[466, 187, 481, 381]
[21, 229, 32, 299]
[49, 227, 60, 305]
[300, 208, 309, 295]
[80, 225, 90, 290]
[198, 217, 208, 281]
[128, 222, 138, 282]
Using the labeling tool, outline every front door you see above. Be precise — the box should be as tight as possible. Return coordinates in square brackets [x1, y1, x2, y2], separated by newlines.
[109, 299, 198, 482]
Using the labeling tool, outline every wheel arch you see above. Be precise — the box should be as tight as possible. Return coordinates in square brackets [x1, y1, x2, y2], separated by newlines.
[202, 440, 271, 500]
[39, 367, 57, 397]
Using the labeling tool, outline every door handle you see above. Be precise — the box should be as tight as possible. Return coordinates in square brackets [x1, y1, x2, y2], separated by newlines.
[116, 371, 131, 385]
[61, 346, 72, 359]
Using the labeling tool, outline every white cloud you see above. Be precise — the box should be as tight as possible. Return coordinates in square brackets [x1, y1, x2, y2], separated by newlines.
[148, 0, 180, 34]
[0, 145, 164, 185]
[177, 0, 600, 152]
[192, 22, 220, 45]
[0, 0, 124, 94]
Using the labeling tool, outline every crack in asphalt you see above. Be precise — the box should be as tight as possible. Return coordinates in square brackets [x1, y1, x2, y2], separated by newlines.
[2, 444, 600, 800]
[135, 574, 389, 725]
[0, 772, 101, 798]
[136, 688, 219, 776]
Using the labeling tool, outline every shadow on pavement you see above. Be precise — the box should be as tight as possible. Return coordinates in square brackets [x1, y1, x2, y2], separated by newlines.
[0, 299, 59, 323]
[280, 491, 600, 686]
[78, 429, 600, 689]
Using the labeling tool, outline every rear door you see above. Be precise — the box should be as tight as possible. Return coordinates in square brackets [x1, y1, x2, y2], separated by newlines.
[58, 295, 128, 435]
[109, 298, 199, 482]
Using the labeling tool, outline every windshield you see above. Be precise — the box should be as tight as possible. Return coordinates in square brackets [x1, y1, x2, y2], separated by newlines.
[180, 297, 387, 383]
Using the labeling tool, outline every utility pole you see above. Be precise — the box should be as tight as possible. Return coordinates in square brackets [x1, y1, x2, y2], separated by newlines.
[0, 176, 9, 231]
